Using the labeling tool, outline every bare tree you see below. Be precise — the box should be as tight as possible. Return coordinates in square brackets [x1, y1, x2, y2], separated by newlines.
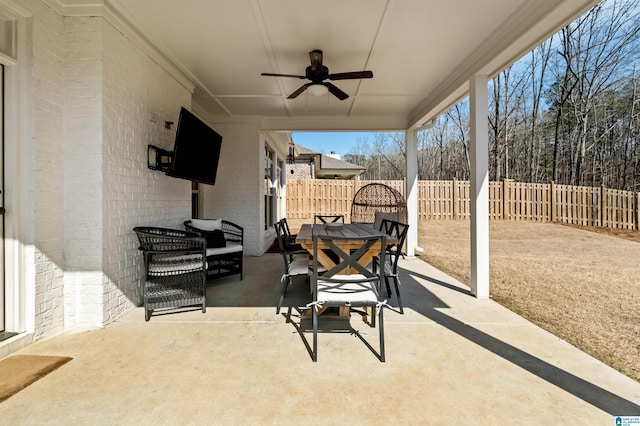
[341, 0, 640, 190]
[556, 0, 640, 185]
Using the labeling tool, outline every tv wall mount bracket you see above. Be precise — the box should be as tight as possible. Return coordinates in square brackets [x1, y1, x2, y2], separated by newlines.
[147, 145, 173, 172]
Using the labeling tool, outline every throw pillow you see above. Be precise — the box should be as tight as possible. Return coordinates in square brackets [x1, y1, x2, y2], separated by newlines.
[191, 218, 222, 231]
[206, 229, 227, 248]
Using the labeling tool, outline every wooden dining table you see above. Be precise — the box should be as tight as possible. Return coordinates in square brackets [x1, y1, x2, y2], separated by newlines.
[295, 223, 397, 318]
[296, 223, 396, 272]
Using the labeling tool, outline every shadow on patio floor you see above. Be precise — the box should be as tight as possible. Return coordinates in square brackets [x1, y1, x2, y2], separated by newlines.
[1, 255, 639, 423]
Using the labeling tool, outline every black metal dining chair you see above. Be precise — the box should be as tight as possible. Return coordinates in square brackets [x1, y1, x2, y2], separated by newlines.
[376, 219, 409, 314]
[309, 233, 387, 362]
[314, 214, 345, 224]
[274, 220, 310, 314]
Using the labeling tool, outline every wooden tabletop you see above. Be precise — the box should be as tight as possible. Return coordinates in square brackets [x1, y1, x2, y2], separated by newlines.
[296, 223, 396, 244]
[296, 223, 397, 272]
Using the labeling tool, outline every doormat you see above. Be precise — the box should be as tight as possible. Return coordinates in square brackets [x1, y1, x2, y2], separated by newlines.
[0, 355, 72, 402]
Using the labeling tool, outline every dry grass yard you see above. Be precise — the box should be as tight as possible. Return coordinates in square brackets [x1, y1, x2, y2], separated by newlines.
[418, 220, 640, 383]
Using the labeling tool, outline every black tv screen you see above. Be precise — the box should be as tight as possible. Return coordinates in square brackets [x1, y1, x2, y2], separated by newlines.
[167, 107, 222, 185]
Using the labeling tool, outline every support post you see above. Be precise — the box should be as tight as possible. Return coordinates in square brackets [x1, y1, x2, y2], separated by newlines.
[469, 74, 490, 299]
[405, 128, 419, 256]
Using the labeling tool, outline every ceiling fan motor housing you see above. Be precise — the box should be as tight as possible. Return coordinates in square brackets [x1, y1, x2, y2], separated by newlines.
[305, 65, 329, 82]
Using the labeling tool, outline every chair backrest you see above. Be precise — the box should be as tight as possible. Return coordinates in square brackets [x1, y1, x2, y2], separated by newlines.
[379, 219, 408, 270]
[275, 219, 299, 253]
[274, 220, 288, 253]
[133, 226, 207, 273]
[314, 214, 345, 224]
[351, 183, 406, 224]
[311, 234, 386, 302]
[133, 226, 205, 252]
[184, 219, 244, 247]
[281, 217, 294, 238]
[274, 219, 306, 274]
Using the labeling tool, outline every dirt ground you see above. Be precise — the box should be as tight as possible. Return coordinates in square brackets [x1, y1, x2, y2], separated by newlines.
[417, 220, 640, 383]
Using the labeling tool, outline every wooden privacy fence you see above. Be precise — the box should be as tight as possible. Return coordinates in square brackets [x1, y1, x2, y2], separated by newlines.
[286, 179, 640, 230]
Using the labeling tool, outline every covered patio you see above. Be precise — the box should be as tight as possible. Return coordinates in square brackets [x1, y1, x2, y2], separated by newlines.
[2, 255, 639, 423]
[2, 1, 640, 421]
[0, 0, 607, 340]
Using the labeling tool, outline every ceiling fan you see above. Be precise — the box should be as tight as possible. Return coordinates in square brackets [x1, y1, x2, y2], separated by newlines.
[261, 49, 373, 100]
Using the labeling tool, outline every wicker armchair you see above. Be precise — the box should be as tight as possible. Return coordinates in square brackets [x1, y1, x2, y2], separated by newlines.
[133, 227, 207, 321]
[184, 219, 244, 280]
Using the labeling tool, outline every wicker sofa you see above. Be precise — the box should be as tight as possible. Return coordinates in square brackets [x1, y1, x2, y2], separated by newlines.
[184, 219, 244, 280]
[133, 226, 208, 321]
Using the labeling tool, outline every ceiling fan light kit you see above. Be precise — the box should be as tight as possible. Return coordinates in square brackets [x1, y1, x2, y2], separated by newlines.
[308, 83, 329, 96]
[261, 49, 373, 100]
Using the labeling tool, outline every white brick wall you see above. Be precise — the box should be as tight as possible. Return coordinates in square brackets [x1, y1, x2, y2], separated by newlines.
[0, 0, 195, 348]
[29, 0, 66, 340]
[63, 15, 192, 325]
[100, 18, 191, 322]
[199, 121, 263, 255]
[1, 0, 272, 357]
[63, 16, 104, 327]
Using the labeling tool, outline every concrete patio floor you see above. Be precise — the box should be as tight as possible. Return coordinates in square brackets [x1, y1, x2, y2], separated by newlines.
[1, 254, 639, 424]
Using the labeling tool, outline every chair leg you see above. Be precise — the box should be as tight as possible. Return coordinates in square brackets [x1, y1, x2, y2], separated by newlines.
[144, 297, 151, 321]
[379, 306, 385, 362]
[276, 275, 290, 314]
[393, 275, 404, 314]
[370, 305, 376, 328]
[384, 275, 392, 298]
[312, 304, 318, 362]
[202, 270, 207, 313]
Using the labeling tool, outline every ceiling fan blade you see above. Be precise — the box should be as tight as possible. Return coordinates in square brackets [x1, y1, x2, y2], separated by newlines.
[328, 71, 373, 80]
[324, 82, 349, 100]
[261, 72, 306, 79]
[309, 50, 323, 72]
[287, 83, 312, 99]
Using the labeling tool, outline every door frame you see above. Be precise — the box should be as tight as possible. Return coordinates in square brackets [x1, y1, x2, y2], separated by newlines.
[0, 64, 4, 332]
[0, 5, 32, 335]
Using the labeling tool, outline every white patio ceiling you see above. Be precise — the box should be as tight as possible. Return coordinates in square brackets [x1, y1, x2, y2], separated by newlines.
[63, 0, 599, 130]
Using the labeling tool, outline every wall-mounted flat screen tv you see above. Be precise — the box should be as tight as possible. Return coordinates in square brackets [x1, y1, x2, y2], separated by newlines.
[167, 107, 222, 185]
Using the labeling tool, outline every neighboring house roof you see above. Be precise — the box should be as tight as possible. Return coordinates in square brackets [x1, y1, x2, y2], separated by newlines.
[289, 143, 365, 179]
[294, 144, 319, 156]
[319, 154, 364, 171]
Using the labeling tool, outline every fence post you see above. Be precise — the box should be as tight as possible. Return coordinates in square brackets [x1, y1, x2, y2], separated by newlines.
[452, 178, 458, 219]
[600, 184, 605, 228]
[305, 179, 311, 221]
[502, 179, 513, 220]
[502, 180, 506, 220]
[636, 191, 639, 231]
[549, 181, 555, 222]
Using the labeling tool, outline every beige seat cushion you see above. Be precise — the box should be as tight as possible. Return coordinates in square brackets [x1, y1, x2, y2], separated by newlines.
[206, 244, 242, 256]
[190, 218, 222, 231]
[317, 276, 379, 305]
